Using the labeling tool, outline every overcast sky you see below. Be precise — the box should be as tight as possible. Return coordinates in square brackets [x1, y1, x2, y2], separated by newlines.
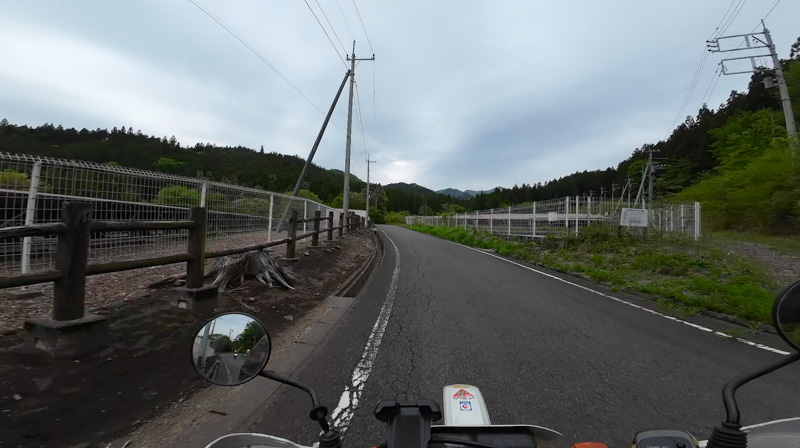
[1, 1, 798, 192]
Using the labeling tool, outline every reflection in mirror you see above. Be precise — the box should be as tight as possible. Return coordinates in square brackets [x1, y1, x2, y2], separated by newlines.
[192, 313, 271, 386]
[775, 280, 800, 351]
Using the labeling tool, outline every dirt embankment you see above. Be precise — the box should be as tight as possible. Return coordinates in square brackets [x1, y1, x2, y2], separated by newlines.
[0, 228, 375, 448]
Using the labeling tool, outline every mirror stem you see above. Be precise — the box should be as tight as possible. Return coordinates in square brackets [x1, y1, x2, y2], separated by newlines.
[723, 351, 800, 424]
[260, 370, 323, 406]
[259, 370, 331, 431]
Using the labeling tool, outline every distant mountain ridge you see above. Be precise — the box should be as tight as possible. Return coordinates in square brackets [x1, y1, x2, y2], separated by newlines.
[384, 182, 438, 196]
[436, 187, 500, 199]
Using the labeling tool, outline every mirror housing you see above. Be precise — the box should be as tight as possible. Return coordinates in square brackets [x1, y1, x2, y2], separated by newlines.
[773, 279, 800, 351]
[191, 313, 271, 386]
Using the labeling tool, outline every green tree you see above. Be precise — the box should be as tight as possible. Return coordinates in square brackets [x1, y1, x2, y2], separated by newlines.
[152, 185, 201, 206]
[210, 335, 233, 353]
[791, 36, 800, 60]
[418, 203, 435, 216]
[439, 203, 467, 216]
[153, 157, 183, 173]
[384, 211, 410, 225]
[328, 191, 366, 209]
[294, 189, 322, 203]
[0, 170, 30, 190]
[233, 321, 267, 352]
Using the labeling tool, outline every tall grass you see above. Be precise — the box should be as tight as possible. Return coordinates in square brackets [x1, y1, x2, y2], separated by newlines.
[409, 224, 777, 323]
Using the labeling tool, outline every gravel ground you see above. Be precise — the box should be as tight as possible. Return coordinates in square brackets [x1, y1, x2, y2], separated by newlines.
[0, 228, 375, 448]
[717, 238, 800, 288]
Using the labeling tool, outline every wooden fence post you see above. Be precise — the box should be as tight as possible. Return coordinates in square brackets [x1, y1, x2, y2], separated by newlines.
[312, 210, 321, 246]
[287, 210, 298, 258]
[327, 211, 334, 241]
[186, 207, 207, 289]
[338, 212, 344, 237]
[53, 202, 92, 321]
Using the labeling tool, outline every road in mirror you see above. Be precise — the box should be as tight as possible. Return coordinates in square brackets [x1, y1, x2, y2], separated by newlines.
[776, 282, 800, 351]
[192, 313, 271, 386]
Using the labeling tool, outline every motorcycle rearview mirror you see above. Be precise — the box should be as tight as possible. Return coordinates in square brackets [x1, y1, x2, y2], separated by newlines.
[191, 313, 271, 386]
[774, 279, 800, 351]
[706, 280, 800, 448]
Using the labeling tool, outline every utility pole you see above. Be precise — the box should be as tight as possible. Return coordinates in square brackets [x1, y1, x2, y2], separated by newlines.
[343, 41, 375, 220]
[599, 186, 606, 199]
[611, 182, 618, 204]
[708, 21, 797, 149]
[648, 147, 655, 210]
[762, 21, 797, 143]
[365, 156, 376, 221]
[626, 177, 632, 205]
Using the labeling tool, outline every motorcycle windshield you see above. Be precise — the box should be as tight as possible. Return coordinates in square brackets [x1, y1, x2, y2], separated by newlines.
[203, 433, 313, 448]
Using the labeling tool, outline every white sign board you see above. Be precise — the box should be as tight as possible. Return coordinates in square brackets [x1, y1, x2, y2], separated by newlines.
[620, 208, 648, 227]
[547, 212, 558, 222]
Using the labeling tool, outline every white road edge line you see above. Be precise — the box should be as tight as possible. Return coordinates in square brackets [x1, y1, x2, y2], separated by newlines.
[329, 229, 401, 433]
[440, 238, 789, 356]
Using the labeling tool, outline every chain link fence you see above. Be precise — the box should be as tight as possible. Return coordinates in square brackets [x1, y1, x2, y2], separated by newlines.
[0, 152, 350, 276]
[407, 196, 701, 240]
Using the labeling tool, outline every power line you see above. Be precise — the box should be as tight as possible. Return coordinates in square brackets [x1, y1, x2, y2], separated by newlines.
[335, 0, 356, 40]
[302, 0, 348, 68]
[313, 0, 347, 54]
[669, 49, 710, 131]
[763, 0, 782, 20]
[700, 66, 723, 106]
[351, 0, 374, 54]
[718, 0, 748, 37]
[372, 60, 376, 155]
[666, 0, 749, 134]
[187, 0, 344, 133]
[709, 0, 738, 40]
[354, 80, 368, 160]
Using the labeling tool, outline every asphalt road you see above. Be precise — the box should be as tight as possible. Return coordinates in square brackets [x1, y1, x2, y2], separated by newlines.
[214, 353, 245, 384]
[247, 225, 800, 447]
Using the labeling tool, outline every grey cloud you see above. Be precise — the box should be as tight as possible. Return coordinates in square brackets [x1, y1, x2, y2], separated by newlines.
[2, 0, 799, 192]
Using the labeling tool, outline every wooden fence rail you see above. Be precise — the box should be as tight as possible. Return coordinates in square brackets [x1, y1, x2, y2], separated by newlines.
[0, 202, 363, 324]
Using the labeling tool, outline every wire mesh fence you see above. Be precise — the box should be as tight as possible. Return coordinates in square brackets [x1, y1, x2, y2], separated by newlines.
[407, 196, 701, 240]
[0, 152, 346, 276]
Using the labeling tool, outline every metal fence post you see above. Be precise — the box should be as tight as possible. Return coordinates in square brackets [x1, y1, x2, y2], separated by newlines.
[200, 182, 208, 207]
[508, 206, 511, 236]
[489, 208, 493, 234]
[267, 193, 274, 242]
[680, 204, 685, 234]
[287, 210, 298, 258]
[303, 201, 308, 234]
[186, 207, 207, 289]
[532, 202, 536, 237]
[21, 160, 42, 274]
[694, 202, 701, 241]
[475, 211, 478, 230]
[312, 210, 321, 246]
[575, 196, 579, 237]
[670, 209, 675, 233]
[338, 212, 344, 237]
[53, 202, 92, 321]
[327, 211, 334, 240]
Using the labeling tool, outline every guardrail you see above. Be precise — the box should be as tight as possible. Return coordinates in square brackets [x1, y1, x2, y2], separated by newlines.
[1, 202, 364, 329]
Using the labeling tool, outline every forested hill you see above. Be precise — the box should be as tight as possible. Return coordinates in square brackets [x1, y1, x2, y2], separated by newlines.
[0, 121, 363, 203]
[462, 46, 800, 234]
[468, 53, 799, 208]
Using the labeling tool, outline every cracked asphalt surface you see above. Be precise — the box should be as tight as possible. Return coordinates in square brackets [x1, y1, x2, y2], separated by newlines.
[246, 225, 800, 447]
